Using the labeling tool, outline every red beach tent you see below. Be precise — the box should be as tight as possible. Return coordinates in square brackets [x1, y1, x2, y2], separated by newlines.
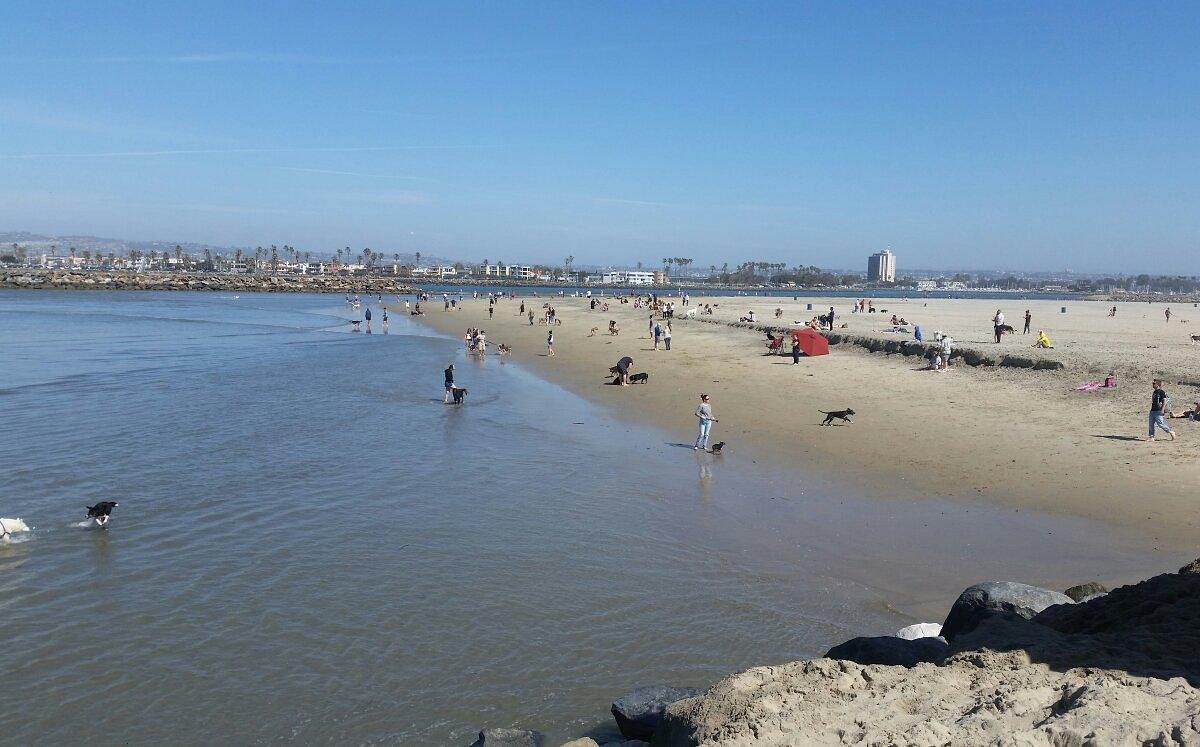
[792, 327, 830, 357]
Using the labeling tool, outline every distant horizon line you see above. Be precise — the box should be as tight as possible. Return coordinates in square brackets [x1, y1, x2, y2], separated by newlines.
[0, 230, 1192, 279]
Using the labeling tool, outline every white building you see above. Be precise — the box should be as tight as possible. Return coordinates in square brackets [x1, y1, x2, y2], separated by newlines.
[600, 270, 657, 285]
[867, 249, 896, 283]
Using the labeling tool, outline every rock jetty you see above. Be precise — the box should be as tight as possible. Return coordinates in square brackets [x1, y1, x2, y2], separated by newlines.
[0, 269, 420, 295]
[477, 558, 1200, 745]
[653, 557, 1200, 745]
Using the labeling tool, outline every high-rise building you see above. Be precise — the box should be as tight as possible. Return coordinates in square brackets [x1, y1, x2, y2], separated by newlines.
[867, 249, 896, 283]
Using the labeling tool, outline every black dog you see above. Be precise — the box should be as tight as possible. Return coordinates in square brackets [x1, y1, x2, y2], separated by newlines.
[628, 372, 650, 384]
[709, 441, 725, 454]
[86, 501, 119, 526]
[451, 386, 468, 404]
[996, 324, 1015, 335]
[819, 408, 855, 426]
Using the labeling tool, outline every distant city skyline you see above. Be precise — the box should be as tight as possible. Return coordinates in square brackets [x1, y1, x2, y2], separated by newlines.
[2, 3, 1198, 274]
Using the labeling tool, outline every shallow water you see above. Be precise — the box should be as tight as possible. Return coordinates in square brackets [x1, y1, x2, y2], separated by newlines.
[0, 291, 1170, 744]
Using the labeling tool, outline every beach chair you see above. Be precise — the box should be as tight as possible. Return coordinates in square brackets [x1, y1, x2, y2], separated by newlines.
[765, 336, 784, 355]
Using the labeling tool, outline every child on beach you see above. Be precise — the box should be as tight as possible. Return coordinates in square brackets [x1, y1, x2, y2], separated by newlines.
[546, 329, 555, 357]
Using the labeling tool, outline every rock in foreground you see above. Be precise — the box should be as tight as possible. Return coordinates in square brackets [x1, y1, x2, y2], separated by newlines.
[824, 635, 947, 667]
[611, 686, 702, 741]
[655, 559, 1200, 745]
[469, 727, 545, 747]
[940, 580, 1073, 640]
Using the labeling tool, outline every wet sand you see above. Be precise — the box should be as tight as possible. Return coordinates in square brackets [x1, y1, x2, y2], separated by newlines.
[409, 293, 1200, 552]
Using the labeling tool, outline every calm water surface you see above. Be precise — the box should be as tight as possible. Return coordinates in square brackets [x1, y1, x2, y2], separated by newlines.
[0, 291, 1166, 744]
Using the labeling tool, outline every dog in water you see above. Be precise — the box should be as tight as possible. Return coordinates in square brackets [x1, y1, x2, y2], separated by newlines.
[0, 517, 30, 539]
[451, 386, 468, 404]
[709, 441, 725, 454]
[819, 408, 855, 426]
[628, 372, 650, 384]
[86, 501, 119, 527]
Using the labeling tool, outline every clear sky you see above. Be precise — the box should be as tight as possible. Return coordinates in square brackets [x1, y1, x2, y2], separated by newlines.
[1, 2, 1197, 273]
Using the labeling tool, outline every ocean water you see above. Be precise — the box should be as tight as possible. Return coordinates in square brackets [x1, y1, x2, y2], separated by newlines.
[0, 291, 1164, 744]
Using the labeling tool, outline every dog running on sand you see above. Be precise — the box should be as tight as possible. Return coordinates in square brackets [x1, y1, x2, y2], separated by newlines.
[819, 408, 855, 426]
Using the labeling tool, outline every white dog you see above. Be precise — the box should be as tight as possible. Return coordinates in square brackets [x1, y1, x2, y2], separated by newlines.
[0, 517, 30, 540]
[684, 307, 697, 318]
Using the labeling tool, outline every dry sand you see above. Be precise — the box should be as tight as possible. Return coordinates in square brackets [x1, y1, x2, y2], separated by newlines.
[407, 292, 1199, 551]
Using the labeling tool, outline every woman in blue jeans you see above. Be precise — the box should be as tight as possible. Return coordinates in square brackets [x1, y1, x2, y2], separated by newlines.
[694, 394, 717, 450]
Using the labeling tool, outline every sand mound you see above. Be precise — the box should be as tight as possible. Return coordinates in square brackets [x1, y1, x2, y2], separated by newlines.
[655, 560, 1200, 746]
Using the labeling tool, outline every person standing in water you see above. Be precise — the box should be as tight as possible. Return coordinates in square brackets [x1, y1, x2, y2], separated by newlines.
[382, 307, 389, 333]
[443, 364, 455, 404]
[364, 306, 372, 333]
[694, 394, 717, 450]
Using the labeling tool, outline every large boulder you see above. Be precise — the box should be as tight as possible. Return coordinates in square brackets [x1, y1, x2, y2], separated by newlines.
[611, 685, 702, 741]
[1063, 581, 1108, 602]
[941, 581, 1073, 641]
[468, 727, 545, 747]
[825, 635, 947, 667]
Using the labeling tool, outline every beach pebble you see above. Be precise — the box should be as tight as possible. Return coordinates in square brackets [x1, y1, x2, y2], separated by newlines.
[941, 581, 1074, 641]
[611, 685, 703, 741]
[559, 739, 600, 747]
[825, 635, 948, 667]
[469, 727, 546, 747]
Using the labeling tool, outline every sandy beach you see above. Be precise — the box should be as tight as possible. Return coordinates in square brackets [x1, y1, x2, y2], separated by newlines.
[410, 292, 1199, 552]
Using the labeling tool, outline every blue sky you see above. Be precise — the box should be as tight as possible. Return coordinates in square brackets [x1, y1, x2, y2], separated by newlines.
[1, 2, 1197, 272]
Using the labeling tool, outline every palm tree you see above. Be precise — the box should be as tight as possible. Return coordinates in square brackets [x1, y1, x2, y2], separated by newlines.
[414, 251, 422, 267]
[564, 255, 574, 279]
[662, 257, 671, 278]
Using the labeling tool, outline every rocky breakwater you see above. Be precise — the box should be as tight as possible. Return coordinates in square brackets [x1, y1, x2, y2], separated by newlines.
[0, 269, 420, 295]
[654, 559, 1200, 745]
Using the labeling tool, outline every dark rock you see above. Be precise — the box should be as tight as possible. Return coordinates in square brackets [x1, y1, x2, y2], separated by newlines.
[825, 635, 948, 667]
[611, 685, 702, 741]
[468, 728, 545, 747]
[941, 581, 1073, 641]
[1064, 581, 1109, 602]
[1033, 359, 1065, 370]
[1000, 355, 1036, 368]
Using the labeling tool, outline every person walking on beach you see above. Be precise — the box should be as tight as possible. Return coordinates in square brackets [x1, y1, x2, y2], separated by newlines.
[992, 309, 1005, 343]
[1023, 310, 1031, 334]
[444, 364, 455, 404]
[653, 322, 662, 350]
[528, 310, 535, 325]
[663, 321, 672, 351]
[694, 394, 717, 450]
[1148, 379, 1176, 441]
[827, 306, 835, 330]
[489, 304, 494, 319]
[1165, 307, 1172, 323]
[546, 329, 555, 357]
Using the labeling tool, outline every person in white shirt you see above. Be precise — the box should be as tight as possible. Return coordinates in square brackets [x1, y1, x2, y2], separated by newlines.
[992, 309, 1005, 343]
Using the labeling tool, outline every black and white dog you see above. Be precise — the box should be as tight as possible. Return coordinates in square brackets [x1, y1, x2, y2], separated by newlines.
[86, 502, 119, 527]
